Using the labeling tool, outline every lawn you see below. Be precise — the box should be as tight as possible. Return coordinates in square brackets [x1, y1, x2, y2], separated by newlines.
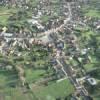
[0, 70, 35, 100]
[0, 68, 74, 100]
[0, 87, 35, 100]
[32, 79, 74, 100]
[84, 63, 95, 72]
[40, 15, 53, 23]
[25, 69, 46, 83]
[0, 70, 18, 87]
[85, 10, 100, 18]
[0, 7, 18, 25]
[0, 15, 10, 25]
[0, 69, 74, 100]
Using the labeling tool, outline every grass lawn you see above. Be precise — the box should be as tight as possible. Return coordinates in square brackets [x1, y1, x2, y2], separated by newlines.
[81, 30, 94, 43]
[92, 87, 100, 100]
[69, 59, 78, 66]
[40, 15, 52, 23]
[93, 95, 100, 100]
[0, 70, 35, 100]
[0, 69, 74, 100]
[0, 87, 35, 100]
[84, 55, 99, 71]
[85, 9, 100, 18]
[0, 7, 18, 25]
[32, 79, 74, 100]
[0, 70, 18, 87]
[84, 63, 95, 71]
[0, 15, 10, 25]
[25, 69, 46, 83]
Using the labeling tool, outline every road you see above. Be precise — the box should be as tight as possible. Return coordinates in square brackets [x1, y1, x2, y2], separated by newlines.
[49, 2, 89, 96]
[57, 57, 88, 96]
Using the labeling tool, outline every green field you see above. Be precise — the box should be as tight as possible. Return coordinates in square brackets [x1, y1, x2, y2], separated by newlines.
[31, 79, 74, 100]
[0, 87, 36, 100]
[0, 70, 35, 100]
[0, 7, 18, 25]
[25, 69, 46, 83]
[0, 69, 74, 100]
[85, 10, 100, 18]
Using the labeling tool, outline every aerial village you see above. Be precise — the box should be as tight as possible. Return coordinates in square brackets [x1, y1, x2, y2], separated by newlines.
[0, 0, 100, 100]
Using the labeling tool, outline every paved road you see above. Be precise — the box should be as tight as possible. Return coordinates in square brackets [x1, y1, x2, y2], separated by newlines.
[50, 2, 89, 96]
[58, 57, 88, 96]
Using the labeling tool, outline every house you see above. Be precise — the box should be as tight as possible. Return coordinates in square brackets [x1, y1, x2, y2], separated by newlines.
[56, 40, 64, 50]
[2, 27, 7, 33]
[39, 34, 53, 43]
[2, 33, 13, 37]
[51, 58, 58, 66]
[86, 78, 97, 86]
[28, 19, 45, 30]
[96, 25, 100, 30]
